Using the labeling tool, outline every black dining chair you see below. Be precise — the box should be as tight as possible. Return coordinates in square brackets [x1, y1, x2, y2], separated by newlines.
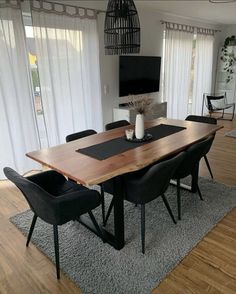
[172, 135, 215, 220]
[185, 115, 216, 179]
[123, 152, 185, 254]
[65, 129, 97, 143]
[4, 167, 103, 279]
[105, 120, 130, 131]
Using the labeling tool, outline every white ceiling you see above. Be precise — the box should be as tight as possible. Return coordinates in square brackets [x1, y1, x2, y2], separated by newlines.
[65, 1, 236, 26]
[135, 0, 236, 26]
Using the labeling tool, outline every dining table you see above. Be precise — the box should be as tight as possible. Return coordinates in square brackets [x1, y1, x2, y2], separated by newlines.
[26, 118, 222, 250]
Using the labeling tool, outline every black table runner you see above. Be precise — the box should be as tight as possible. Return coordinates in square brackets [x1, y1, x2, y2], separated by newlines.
[77, 124, 186, 160]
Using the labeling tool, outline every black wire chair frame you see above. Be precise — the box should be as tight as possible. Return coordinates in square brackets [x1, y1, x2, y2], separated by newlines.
[202, 92, 235, 121]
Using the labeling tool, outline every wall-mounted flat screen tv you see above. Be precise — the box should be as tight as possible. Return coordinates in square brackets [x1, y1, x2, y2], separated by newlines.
[119, 56, 161, 97]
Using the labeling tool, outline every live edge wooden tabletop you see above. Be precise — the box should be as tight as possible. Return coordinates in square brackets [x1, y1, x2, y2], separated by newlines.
[26, 118, 223, 186]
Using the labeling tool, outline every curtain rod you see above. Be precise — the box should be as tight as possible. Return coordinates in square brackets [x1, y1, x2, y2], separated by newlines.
[161, 20, 221, 33]
[22, 0, 106, 14]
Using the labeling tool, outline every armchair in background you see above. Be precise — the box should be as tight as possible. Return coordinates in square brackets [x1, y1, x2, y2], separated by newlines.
[202, 92, 235, 121]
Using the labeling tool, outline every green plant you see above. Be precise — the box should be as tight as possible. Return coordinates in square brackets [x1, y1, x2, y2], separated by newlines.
[31, 68, 40, 89]
[220, 35, 236, 83]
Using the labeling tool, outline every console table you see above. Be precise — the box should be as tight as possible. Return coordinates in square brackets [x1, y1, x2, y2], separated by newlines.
[113, 102, 167, 123]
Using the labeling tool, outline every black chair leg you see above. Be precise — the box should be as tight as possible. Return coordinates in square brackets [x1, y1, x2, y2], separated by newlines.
[204, 155, 213, 179]
[141, 204, 145, 254]
[100, 184, 106, 225]
[104, 197, 114, 226]
[53, 225, 60, 280]
[26, 214, 37, 247]
[88, 211, 104, 242]
[177, 179, 181, 220]
[161, 194, 177, 224]
[232, 104, 235, 121]
[197, 185, 204, 201]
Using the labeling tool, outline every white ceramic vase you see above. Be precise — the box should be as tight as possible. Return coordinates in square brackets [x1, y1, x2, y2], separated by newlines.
[135, 113, 144, 139]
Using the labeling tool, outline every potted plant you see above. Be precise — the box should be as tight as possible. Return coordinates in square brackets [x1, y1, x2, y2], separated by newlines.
[128, 95, 153, 139]
[220, 35, 236, 83]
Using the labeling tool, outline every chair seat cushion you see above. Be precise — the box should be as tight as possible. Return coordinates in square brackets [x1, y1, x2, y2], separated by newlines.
[54, 180, 88, 196]
[27, 171, 88, 197]
[214, 103, 235, 110]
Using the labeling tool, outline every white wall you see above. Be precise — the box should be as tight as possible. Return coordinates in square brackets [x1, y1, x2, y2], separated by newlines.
[219, 26, 236, 42]
[97, 8, 165, 126]
[96, 7, 221, 125]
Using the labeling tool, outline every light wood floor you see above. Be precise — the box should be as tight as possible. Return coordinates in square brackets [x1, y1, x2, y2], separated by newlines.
[0, 118, 235, 294]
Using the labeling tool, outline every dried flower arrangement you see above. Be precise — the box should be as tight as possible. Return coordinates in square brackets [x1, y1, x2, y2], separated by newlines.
[128, 95, 153, 115]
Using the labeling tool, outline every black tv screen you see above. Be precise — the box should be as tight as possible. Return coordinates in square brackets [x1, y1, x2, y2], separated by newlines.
[119, 56, 161, 97]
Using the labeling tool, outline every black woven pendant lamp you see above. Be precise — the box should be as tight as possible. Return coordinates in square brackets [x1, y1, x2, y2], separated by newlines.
[104, 0, 140, 55]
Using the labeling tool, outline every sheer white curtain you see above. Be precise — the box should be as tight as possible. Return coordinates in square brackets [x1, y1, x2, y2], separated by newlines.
[163, 28, 194, 119]
[32, 7, 103, 146]
[0, 3, 40, 179]
[192, 33, 214, 115]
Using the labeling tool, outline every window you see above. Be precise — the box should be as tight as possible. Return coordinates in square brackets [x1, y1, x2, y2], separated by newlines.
[25, 24, 49, 148]
[163, 25, 214, 118]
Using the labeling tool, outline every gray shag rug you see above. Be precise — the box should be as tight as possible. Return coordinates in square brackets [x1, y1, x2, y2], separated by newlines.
[225, 129, 236, 138]
[10, 177, 236, 294]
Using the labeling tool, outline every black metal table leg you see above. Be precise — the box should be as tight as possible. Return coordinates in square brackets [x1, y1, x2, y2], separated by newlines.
[78, 176, 125, 250]
[112, 176, 125, 249]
